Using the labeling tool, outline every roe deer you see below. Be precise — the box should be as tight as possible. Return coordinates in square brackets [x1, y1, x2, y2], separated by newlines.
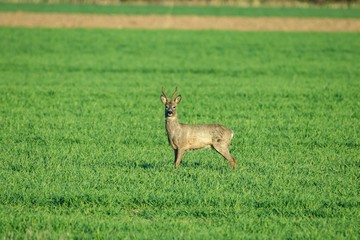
[160, 86, 236, 169]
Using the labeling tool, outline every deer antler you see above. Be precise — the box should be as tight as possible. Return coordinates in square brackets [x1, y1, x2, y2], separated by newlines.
[161, 86, 170, 101]
[171, 86, 178, 101]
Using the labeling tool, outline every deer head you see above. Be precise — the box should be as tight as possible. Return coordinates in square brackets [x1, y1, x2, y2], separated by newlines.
[160, 86, 182, 118]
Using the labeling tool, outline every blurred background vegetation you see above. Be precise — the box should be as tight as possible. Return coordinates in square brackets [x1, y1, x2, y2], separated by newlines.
[0, 0, 358, 7]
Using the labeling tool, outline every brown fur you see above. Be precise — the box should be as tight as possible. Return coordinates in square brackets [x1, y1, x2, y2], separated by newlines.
[160, 87, 236, 169]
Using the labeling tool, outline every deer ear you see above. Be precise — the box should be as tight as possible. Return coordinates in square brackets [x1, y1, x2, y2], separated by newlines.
[160, 95, 167, 105]
[174, 95, 182, 104]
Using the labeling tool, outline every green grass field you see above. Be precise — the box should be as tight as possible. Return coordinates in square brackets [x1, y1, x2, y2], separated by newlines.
[1, 2, 360, 18]
[0, 27, 359, 239]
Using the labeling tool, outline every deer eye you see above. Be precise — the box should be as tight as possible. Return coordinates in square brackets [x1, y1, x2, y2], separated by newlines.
[172, 106, 176, 109]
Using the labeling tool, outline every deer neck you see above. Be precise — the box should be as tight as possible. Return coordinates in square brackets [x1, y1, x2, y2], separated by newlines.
[165, 115, 180, 135]
[165, 116, 180, 149]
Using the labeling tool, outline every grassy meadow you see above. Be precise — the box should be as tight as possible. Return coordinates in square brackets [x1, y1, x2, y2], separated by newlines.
[0, 21, 359, 240]
[1, 2, 360, 18]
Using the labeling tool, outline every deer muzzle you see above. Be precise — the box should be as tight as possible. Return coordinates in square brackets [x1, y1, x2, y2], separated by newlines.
[166, 109, 173, 117]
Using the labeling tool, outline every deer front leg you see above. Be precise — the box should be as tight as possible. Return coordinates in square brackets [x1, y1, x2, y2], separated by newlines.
[173, 149, 178, 165]
[174, 148, 184, 168]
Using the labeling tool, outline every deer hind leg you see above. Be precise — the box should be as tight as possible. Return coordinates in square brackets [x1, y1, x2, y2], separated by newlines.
[213, 142, 236, 170]
[174, 148, 184, 168]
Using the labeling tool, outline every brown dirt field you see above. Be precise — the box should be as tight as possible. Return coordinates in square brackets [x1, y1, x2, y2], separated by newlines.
[1, 12, 360, 31]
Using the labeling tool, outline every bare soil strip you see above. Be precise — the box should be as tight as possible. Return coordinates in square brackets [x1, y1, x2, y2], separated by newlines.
[1, 12, 360, 31]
